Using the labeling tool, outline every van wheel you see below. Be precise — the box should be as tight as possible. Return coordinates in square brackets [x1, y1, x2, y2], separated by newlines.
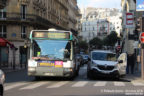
[115, 76, 120, 81]
[0, 85, 3, 96]
[87, 71, 93, 79]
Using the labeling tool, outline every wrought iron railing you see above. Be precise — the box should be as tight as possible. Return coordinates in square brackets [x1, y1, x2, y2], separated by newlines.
[0, 12, 69, 30]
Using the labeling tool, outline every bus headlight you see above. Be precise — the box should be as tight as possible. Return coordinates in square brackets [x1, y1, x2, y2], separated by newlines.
[28, 67, 36, 72]
[28, 59, 37, 67]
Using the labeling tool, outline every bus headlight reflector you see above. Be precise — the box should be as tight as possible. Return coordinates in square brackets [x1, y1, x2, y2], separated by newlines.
[64, 68, 73, 72]
[28, 67, 36, 72]
[28, 60, 37, 67]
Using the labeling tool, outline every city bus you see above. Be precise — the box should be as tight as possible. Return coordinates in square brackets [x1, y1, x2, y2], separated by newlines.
[28, 28, 80, 79]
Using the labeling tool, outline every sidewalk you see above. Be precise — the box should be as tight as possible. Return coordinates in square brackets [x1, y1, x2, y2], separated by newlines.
[124, 72, 144, 83]
[1, 66, 26, 73]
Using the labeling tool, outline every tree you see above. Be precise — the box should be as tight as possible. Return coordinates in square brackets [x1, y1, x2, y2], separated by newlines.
[103, 31, 119, 47]
[89, 37, 102, 49]
[78, 41, 88, 52]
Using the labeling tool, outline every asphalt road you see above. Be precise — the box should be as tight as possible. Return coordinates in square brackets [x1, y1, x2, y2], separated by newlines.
[4, 65, 144, 96]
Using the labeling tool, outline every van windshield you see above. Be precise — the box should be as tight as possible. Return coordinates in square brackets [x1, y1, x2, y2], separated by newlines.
[92, 52, 117, 61]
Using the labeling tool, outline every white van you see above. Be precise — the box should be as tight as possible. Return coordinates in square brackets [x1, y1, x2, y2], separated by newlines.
[0, 69, 5, 96]
[87, 50, 127, 79]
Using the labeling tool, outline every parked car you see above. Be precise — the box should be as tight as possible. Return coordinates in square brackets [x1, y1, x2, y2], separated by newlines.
[82, 55, 89, 64]
[75, 54, 83, 66]
[87, 50, 127, 79]
[0, 69, 5, 96]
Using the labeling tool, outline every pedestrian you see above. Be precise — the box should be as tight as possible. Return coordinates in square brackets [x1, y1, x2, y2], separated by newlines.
[127, 54, 135, 74]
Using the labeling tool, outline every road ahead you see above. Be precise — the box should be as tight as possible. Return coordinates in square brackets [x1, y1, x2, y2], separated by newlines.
[4, 65, 144, 96]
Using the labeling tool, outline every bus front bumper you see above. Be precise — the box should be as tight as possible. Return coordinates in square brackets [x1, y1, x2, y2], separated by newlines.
[28, 67, 74, 77]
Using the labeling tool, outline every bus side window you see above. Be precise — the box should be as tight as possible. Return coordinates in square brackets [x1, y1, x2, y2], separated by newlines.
[33, 40, 41, 57]
[64, 42, 71, 59]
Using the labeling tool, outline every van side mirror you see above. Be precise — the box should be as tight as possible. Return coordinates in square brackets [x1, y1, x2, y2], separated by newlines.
[118, 60, 123, 63]
[88, 57, 91, 61]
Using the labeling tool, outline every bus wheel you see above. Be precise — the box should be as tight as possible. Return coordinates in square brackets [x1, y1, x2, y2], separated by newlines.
[35, 76, 41, 80]
[75, 70, 79, 76]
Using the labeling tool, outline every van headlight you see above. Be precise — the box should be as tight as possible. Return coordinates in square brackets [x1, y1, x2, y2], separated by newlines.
[0, 70, 5, 83]
[91, 61, 98, 67]
[28, 59, 37, 67]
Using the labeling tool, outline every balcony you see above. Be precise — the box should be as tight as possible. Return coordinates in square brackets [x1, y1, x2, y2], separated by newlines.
[0, 13, 57, 28]
[57, 0, 68, 10]
[0, 13, 68, 30]
[18, 0, 30, 4]
[0, 0, 6, 9]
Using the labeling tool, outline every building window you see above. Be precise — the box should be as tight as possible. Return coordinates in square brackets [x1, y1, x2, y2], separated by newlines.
[0, 8, 6, 19]
[21, 26, 26, 38]
[0, 25, 7, 38]
[21, 5, 26, 19]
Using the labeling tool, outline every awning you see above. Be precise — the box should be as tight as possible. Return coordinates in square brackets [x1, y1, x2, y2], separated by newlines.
[0, 38, 7, 46]
[0, 38, 15, 48]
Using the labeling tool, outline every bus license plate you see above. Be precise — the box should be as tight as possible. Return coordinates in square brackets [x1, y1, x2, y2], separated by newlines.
[55, 61, 63, 68]
[44, 73, 54, 76]
[39, 62, 55, 67]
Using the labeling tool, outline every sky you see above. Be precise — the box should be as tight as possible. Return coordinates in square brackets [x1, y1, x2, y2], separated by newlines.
[77, 0, 121, 10]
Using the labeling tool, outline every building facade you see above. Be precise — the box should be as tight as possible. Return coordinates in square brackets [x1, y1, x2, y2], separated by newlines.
[121, 0, 136, 54]
[80, 7, 122, 42]
[0, 0, 7, 9]
[0, 0, 80, 69]
[68, 0, 81, 36]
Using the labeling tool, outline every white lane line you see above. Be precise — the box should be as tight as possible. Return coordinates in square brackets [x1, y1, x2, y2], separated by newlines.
[5, 82, 27, 91]
[20, 82, 49, 90]
[132, 82, 144, 86]
[72, 81, 88, 87]
[114, 82, 125, 86]
[47, 81, 69, 88]
[94, 81, 107, 87]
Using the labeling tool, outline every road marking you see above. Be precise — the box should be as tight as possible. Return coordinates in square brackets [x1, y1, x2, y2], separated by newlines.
[47, 81, 69, 88]
[5, 82, 27, 91]
[132, 82, 144, 86]
[20, 82, 49, 90]
[72, 81, 88, 87]
[114, 82, 125, 86]
[94, 81, 107, 87]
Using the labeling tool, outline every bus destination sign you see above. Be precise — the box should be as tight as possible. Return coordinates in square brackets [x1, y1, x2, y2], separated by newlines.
[32, 31, 70, 39]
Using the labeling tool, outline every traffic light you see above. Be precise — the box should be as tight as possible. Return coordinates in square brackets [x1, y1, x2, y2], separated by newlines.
[136, 17, 142, 32]
[136, 17, 144, 32]
[142, 17, 144, 32]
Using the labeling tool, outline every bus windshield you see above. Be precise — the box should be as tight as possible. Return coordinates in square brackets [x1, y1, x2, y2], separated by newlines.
[32, 40, 71, 60]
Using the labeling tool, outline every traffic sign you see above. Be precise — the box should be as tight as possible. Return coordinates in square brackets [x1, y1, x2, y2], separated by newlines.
[126, 13, 134, 28]
[140, 32, 144, 43]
